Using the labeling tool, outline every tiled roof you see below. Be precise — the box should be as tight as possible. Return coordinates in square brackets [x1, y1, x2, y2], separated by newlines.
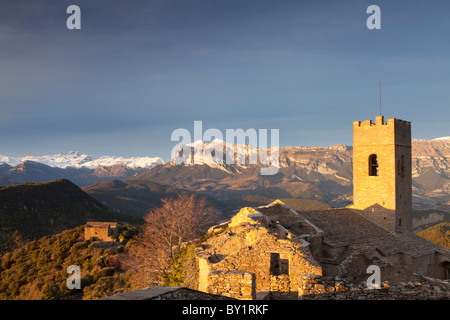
[298, 208, 449, 258]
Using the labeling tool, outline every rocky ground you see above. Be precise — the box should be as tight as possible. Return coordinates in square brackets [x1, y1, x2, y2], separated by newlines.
[299, 263, 449, 300]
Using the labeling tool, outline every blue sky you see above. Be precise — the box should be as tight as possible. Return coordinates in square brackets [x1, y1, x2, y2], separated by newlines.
[0, 0, 449, 160]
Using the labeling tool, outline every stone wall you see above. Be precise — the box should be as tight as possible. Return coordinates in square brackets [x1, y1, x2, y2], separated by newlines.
[337, 251, 371, 279]
[298, 272, 450, 300]
[206, 271, 256, 300]
[85, 222, 118, 242]
[269, 274, 297, 299]
[196, 224, 322, 296]
[298, 273, 349, 298]
[85, 226, 110, 242]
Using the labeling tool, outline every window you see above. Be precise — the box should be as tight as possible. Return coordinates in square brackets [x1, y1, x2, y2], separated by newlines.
[270, 253, 289, 275]
[369, 154, 379, 176]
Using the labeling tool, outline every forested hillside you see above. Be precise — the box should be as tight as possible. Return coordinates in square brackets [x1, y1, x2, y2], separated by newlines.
[0, 225, 137, 300]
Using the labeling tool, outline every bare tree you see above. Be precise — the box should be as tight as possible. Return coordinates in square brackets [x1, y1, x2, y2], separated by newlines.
[121, 193, 217, 288]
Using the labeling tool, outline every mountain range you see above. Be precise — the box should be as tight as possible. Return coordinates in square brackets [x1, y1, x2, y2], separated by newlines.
[0, 154, 164, 187]
[0, 137, 448, 211]
[132, 137, 449, 211]
[0, 151, 164, 169]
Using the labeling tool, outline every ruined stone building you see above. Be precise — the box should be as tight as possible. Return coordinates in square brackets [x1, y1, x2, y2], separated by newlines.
[85, 222, 118, 242]
[195, 116, 450, 300]
[196, 201, 324, 299]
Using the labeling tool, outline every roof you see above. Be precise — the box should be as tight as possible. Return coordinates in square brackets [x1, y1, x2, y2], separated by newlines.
[298, 208, 450, 258]
[85, 222, 118, 228]
[98, 286, 233, 300]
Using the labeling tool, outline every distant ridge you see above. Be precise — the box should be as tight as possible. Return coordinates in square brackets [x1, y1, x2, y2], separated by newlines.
[82, 179, 220, 217]
[0, 159, 164, 187]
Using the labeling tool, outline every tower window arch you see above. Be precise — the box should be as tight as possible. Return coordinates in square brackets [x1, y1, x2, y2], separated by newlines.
[369, 154, 379, 176]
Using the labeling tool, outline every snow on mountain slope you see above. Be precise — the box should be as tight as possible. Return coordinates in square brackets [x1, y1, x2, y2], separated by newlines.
[83, 156, 164, 169]
[0, 156, 21, 167]
[171, 139, 267, 166]
[0, 151, 164, 169]
[432, 136, 450, 141]
[21, 151, 93, 168]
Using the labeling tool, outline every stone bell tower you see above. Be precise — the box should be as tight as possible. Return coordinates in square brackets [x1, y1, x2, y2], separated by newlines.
[352, 115, 412, 234]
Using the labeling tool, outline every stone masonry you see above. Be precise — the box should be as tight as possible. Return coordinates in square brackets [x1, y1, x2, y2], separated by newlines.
[196, 201, 323, 300]
[352, 116, 412, 234]
[85, 222, 118, 242]
[206, 271, 256, 300]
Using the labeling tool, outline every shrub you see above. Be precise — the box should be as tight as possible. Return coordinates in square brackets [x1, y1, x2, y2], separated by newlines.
[163, 244, 198, 289]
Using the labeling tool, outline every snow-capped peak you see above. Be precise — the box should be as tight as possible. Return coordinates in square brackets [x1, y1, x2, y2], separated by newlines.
[432, 136, 450, 141]
[82, 156, 164, 169]
[171, 139, 266, 166]
[21, 151, 93, 168]
[0, 152, 165, 169]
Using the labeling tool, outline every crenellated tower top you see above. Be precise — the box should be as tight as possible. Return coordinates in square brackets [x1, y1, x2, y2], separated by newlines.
[353, 115, 411, 128]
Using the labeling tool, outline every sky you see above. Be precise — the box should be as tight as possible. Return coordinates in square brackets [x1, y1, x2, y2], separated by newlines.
[0, 0, 449, 160]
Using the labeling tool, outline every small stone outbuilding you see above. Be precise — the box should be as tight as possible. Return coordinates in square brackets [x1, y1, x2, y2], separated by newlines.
[85, 222, 118, 242]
